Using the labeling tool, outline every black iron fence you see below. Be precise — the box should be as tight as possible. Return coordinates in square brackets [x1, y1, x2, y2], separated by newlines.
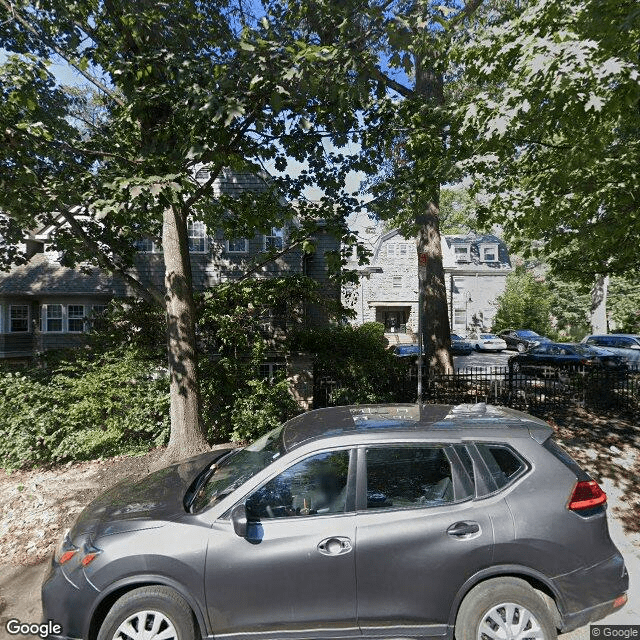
[314, 365, 640, 412]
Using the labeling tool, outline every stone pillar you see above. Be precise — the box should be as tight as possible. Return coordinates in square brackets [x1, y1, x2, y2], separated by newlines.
[287, 353, 314, 411]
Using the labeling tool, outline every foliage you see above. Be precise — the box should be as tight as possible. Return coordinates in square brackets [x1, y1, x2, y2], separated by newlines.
[0, 349, 170, 470]
[458, 0, 640, 279]
[491, 266, 553, 336]
[290, 322, 407, 405]
[546, 276, 591, 341]
[608, 275, 640, 334]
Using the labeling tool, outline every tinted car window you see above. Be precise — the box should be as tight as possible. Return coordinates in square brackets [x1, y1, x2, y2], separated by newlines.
[365, 446, 455, 509]
[245, 450, 351, 519]
[476, 444, 526, 490]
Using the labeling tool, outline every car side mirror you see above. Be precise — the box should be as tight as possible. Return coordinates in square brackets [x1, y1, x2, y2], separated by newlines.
[230, 503, 248, 538]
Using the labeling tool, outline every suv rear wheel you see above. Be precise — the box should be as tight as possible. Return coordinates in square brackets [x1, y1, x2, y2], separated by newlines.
[97, 585, 197, 640]
[455, 577, 557, 640]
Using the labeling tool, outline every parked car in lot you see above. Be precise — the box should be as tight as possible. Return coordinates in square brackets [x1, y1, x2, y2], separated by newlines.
[392, 344, 421, 358]
[467, 332, 507, 351]
[42, 403, 627, 640]
[451, 333, 474, 355]
[581, 334, 640, 367]
[509, 342, 628, 376]
[498, 329, 551, 352]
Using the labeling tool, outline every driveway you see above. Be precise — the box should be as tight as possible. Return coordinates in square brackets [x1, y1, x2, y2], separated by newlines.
[454, 348, 513, 370]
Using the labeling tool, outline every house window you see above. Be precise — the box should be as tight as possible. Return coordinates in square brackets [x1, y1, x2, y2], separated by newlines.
[195, 168, 210, 181]
[134, 238, 154, 252]
[227, 238, 249, 254]
[44, 304, 63, 332]
[259, 362, 286, 381]
[399, 243, 407, 255]
[454, 246, 470, 262]
[188, 220, 207, 253]
[482, 245, 498, 262]
[67, 305, 85, 333]
[9, 305, 29, 332]
[387, 243, 396, 256]
[392, 276, 402, 288]
[265, 227, 284, 251]
[454, 308, 466, 326]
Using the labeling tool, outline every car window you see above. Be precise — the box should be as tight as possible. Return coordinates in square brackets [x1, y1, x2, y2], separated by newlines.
[476, 444, 526, 490]
[245, 450, 351, 519]
[365, 446, 457, 509]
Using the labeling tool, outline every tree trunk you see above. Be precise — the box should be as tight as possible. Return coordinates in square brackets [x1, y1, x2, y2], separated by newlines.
[157, 205, 209, 466]
[415, 59, 453, 375]
[590, 274, 609, 334]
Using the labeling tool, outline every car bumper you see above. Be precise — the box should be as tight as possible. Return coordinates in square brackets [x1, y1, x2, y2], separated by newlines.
[553, 553, 629, 632]
[41, 555, 93, 640]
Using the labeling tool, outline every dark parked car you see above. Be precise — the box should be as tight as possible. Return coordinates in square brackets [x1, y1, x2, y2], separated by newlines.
[42, 404, 628, 640]
[392, 344, 421, 358]
[451, 333, 473, 355]
[509, 342, 627, 376]
[498, 329, 551, 352]
[582, 334, 640, 367]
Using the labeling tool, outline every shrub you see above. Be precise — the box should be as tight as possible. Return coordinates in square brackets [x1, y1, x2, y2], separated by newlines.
[0, 349, 170, 470]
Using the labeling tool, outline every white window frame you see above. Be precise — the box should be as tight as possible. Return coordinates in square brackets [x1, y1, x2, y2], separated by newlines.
[226, 238, 249, 254]
[195, 168, 210, 181]
[42, 304, 64, 333]
[454, 308, 467, 326]
[387, 243, 396, 257]
[188, 220, 207, 253]
[9, 304, 30, 333]
[454, 245, 471, 262]
[264, 227, 284, 251]
[67, 304, 85, 333]
[392, 276, 402, 288]
[481, 244, 499, 262]
[399, 243, 407, 255]
[259, 362, 286, 381]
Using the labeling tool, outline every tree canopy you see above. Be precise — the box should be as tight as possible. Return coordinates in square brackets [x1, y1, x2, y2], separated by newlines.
[458, 0, 640, 279]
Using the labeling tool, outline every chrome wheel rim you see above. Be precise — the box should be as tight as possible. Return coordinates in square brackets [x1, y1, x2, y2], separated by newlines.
[113, 610, 178, 640]
[477, 602, 544, 640]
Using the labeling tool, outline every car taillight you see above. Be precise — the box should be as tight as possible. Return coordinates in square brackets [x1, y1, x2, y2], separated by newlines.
[59, 549, 78, 564]
[568, 480, 607, 511]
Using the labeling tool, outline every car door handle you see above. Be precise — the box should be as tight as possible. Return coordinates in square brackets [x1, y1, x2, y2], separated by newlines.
[446, 521, 480, 538]
[317, 536, 352, 556]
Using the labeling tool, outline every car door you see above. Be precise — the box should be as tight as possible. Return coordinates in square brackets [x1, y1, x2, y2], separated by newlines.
[354, 443, 512, 637]
[204, 448, 358, 639]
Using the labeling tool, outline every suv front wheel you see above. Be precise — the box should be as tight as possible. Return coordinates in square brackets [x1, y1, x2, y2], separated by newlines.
[455, 577, 557, 640]
[97, 585, 197, 640]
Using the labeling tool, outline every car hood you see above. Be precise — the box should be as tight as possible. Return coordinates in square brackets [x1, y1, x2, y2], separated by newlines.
[70, 449, 233, 539]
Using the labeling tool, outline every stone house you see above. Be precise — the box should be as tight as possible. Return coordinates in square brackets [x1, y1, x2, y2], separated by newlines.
[344, 226, 512, 341]
[0, 170, 340, 407]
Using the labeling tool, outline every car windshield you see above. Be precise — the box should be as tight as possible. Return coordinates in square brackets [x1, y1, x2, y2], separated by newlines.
[190, 424, 286, 513]
[516, 330, 540, 338]
[569, 344, 597, 356]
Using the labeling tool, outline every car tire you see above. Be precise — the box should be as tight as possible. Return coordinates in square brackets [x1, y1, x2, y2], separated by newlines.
[455, 577, 557, 640]
[516, 343, 526, 353]
[475, 344, 481, 351]
[97, 585, 197, 640]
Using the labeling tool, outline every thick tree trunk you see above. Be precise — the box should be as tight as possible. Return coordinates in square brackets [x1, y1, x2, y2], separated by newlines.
[590, 274, 609, 334]
[417, 204, 453, 373]
[157, 205, 209, 466]
[415, 59, 453, 375]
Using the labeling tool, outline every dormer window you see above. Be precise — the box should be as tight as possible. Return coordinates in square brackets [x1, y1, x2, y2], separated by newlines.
[195, 168, 210, 181]
[481, 243, 499, 262]
[454, 245, 470, 262]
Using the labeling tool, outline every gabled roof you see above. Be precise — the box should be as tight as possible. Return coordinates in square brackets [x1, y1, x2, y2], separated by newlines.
[0, 253, 126, 297]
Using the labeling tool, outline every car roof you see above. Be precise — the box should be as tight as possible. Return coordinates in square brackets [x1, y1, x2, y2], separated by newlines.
[586, 334, 639, 339]
[280, 403, 552, 452]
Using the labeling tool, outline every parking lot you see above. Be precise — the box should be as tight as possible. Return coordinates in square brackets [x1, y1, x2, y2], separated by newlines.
[453, 348, 513, 370]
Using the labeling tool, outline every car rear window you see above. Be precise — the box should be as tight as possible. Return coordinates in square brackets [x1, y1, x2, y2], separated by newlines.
[476, 444, 527, 490]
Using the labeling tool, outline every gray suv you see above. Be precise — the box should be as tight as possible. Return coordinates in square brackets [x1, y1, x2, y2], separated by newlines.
[42, 404, 628, 640]
[582, 334, 640, 366]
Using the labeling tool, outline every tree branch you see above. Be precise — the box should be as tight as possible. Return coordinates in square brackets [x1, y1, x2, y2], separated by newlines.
[0, 0, 125, 107]
[449, 0, 486, 29]
[371, 67, 414, 98]
[57, 205, 165, 307]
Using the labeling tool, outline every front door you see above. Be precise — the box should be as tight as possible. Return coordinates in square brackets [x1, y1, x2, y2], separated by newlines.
[355, 444, 511, 637]
[205, 448, 358, 639]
